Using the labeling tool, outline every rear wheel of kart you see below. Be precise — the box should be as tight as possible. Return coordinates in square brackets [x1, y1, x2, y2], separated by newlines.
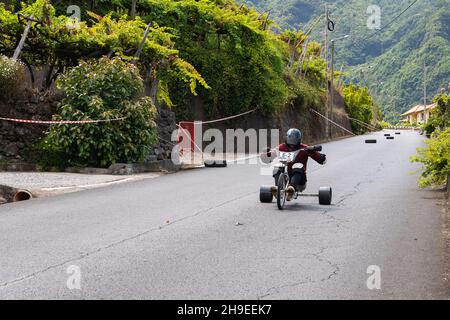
[319, 186, 332, 205]
[395, 132, 401, 135]
[384, 133, 391, 137]
[259, 186, 273, 203]
[365, 139, 377, 144]
[277, 174, 289, 210]
[387, 136, 395, 140]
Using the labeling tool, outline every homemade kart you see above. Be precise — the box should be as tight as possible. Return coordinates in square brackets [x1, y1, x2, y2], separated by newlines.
[259, 145, 332, 210]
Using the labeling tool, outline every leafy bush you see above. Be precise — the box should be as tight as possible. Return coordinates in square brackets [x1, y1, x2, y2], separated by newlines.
[378, 120, 391, 129]
[422, 121, 436, 137]
[430, 93, 450, 130]
[0, 1, 208, 101]
[0, 55, 26, 99]
[411, 128, 450, 188]
[142, 0, 291, 117]
[40, 57, 157, 168]
[342, 83, 374, 134]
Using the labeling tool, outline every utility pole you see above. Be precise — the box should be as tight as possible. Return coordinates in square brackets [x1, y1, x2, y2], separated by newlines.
[423, 61, 427, 123]
[323, 4, 329, 72]
[329, 35, 349, 139]
[324, 4, 330, 138]
[330, 39, 335, 139]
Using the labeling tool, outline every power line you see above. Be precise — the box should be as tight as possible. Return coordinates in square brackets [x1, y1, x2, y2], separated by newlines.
[352, 0, 420, 51]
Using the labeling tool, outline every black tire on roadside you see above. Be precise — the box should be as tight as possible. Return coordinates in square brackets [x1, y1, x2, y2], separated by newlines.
[319, 187, 332, 205]
[204, 160, 227, 168]
[259, 186, 273, 203]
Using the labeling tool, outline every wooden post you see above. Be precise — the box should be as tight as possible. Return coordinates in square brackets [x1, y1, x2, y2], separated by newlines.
[133, 22, 152, 64]
[12, 14, 34, 60]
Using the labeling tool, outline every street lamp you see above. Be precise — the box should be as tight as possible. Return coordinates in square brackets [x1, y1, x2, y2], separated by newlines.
[329, 35, 349, 139]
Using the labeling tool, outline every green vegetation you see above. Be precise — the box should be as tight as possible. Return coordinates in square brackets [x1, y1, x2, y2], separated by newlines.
[242, 0, 323, 30]
[245, 0, 450, 123]
[411, 128, 450, 188]
[1, 0, 381, 167]
[342, 83, 375, 134]
[0, 0, 339, 119]
[431, 94, 450, 130]
[411, 93, 450, 188]
[139, 0, 291, 118]
[0, 55, 25, 98]
[0, 0, 207, 101]
[378, 120, 391, 129]
[40, 57, 158, 168]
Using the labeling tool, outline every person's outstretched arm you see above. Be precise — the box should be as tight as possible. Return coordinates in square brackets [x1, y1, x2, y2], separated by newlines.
[309, 151, 327, 165]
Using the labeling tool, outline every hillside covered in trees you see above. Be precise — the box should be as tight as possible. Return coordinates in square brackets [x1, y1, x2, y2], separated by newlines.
[244, 0, 450, 122]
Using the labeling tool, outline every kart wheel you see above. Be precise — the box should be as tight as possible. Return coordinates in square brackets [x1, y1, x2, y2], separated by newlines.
[384, 134, 391, 137]
[365, 139, 377, 144]
[319, 186, 332, 205]
[386, 136, 395, 140]
[277, 174, 289, 210]
[395, 132, 401, 135]
[259, 186, 273, 203]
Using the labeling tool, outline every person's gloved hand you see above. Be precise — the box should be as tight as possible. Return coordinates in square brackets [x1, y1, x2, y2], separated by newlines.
[318, 154, 327, 165]
[260, 147, 273, 164]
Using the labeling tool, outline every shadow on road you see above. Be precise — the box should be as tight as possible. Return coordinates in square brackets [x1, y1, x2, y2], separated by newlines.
[280, 203, 338, 213]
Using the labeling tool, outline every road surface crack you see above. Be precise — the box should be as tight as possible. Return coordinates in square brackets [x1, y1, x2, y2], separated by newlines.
[256, 247, 340, 299]
[0, 191, 257, 289]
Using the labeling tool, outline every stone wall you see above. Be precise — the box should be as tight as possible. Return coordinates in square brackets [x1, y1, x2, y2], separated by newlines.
[0, 90, 59, 161]
[146, 106, 177, 162]
[0, 91, 177, 163]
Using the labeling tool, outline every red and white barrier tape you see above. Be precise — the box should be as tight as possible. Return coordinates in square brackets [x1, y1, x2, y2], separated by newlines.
[0, 116, 126, 125]
[180, 108, 258, 126]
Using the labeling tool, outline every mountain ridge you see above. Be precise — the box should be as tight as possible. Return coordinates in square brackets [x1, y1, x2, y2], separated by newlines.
[243, 0, 450, 122]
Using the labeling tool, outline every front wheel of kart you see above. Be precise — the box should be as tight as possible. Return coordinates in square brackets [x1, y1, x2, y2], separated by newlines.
[319, 186, 332, 205]
[277, 174, 289, 210]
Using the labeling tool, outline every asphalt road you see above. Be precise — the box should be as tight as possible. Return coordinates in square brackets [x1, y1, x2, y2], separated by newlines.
[0, 130, 448, 299]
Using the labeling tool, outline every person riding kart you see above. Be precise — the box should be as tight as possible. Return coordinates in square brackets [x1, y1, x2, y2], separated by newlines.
[264, 128, 327, 200]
